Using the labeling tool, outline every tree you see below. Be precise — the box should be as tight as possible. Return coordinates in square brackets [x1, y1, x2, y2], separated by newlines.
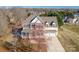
[64, 11, 74, 18]
[48, 11, 53, 16]
[53, 11, 64, 27]
[57, 15, 64, 27]
[27, 13, 31, 17]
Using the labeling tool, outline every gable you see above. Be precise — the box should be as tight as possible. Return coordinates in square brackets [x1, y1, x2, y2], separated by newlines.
[36, 20, 42, 23]
[31, 17, 42, 24]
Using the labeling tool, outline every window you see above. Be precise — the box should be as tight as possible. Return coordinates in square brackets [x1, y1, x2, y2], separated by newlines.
[21, 32, 26, 36]
[45, 21, 49, 27]
[32, 24, 35, 28]
[50, 21, 56, 27]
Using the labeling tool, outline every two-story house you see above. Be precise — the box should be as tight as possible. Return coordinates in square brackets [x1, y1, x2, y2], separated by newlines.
[21, 15, 58, 39]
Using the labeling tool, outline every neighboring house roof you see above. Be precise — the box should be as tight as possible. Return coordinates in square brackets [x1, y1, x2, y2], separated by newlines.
[64, 16, 79, 24]
[74, 13, 79, 17]
[64, 14, 79, 24]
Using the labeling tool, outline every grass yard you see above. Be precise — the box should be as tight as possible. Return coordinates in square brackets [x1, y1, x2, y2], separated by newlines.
[58, 24, 79, 52]
[63, 24, 79, 34]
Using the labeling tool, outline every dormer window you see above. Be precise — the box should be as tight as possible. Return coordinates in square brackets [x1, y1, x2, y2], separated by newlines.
[45, 21, 49, 27]
[50, 21, 56, 27]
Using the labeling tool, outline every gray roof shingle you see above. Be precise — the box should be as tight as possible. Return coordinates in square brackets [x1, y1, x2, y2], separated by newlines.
[22, 15, 58, 27]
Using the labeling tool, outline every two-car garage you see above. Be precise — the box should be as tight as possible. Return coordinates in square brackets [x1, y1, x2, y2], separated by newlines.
[44, 30, 57, 37]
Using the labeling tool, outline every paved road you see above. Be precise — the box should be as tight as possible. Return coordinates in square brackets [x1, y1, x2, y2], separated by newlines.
[47, 36, 65, 52]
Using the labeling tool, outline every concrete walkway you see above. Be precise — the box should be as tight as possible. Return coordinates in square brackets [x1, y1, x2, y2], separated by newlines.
[47, 36, 65, 52]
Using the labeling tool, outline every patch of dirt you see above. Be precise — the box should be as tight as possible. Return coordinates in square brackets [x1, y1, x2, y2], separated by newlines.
[0, 46, 9, 52]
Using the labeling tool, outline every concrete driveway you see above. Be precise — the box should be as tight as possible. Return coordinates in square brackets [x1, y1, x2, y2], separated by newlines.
[47, 36, 65, 52]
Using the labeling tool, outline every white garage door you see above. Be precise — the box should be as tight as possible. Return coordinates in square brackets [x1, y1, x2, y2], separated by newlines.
[44, 32, 56, 37]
